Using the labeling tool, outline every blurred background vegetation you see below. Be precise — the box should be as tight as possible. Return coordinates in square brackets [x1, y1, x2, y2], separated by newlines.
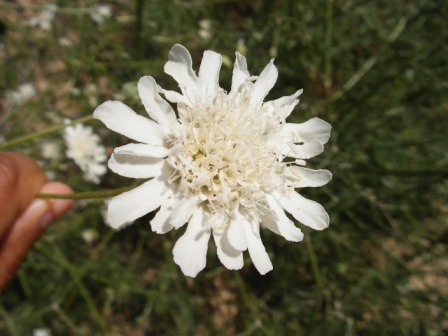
[0, 0, 447, 335]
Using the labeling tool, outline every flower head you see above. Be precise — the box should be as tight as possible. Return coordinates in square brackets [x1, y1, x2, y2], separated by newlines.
[41, 140, 61, 160]
[198, 19, 212, 41]
[32, 329, 52, 336]
[90, 5, 112, 25]
[94, 44, 332, 276]
[28, 4, 57, 31]
[63, 123, 107, 184]
[6, 83, 36, 107]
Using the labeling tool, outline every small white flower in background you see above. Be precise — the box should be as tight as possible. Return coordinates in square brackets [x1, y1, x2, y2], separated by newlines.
[45, 170, 57, 181]
[6, 83, 36, 107]
[41, 140, 61, 161]
[70, 87, 81, 96]
[236, 38, 247, 56]
[94, 44, 332, 277]
[81, 229, 99, 245]
[63, 123, 107, 184]
[90, 5, 112, 24]
[58, 37, 73, 47]
[121, 82, 139, 101]
[32, 328, 52, 336]
[84, 84, 99, 108]
[112, 82, 140, 102]
[198, 19, 212, 41]
[75, 198, 93, 209]
[28, 4, 57, 31]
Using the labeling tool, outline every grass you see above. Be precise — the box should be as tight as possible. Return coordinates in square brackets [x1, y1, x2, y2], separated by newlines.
[0, 0, 447, 335]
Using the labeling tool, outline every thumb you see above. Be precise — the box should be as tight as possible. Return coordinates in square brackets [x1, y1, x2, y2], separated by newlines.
[0, 182, 74, 292]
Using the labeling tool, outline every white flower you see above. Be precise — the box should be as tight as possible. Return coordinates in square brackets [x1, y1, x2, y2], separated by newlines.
[112, 81, 140, 102]
[58, 37, 73, 47]
[28, 4, 57, 31]
[45, 170, 57, 181]
[84, 84, 99, 107]
[81, 229, 98, 244]
[6, 83, 36, 107]
[90, 5, 112, 24]
[94, 44, 332, 277]
[198, 19, 212, 41]
[236, 38, 247, 56]
[70, 87, 81, 96]
[63, 123, 107, 184]
[41, 140, 61, 160]
[32, 329, 52, 336]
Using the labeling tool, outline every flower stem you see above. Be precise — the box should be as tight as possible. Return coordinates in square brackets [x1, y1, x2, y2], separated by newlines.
[0, 115, 93, 150]
[305, 235, 324, 288]
[0, 2, 96, 14]
[37, 186, 136, 200]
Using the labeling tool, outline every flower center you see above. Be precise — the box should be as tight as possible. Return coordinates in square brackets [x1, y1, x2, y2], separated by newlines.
[168, 90, 288, 215]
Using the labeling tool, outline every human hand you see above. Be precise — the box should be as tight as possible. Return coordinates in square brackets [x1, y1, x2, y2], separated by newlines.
[0, 152, 74, 292]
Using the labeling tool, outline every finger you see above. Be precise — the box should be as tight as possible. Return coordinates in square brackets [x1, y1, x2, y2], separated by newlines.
[0, 152, 47, 237]
[0, 182, 74, 292]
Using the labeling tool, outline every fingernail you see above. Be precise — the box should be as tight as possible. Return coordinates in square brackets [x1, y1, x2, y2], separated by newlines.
[17, 199, 50, 229]
[32, 199, 53, 229]
[51, 199, 71, 216]
[39, 199, 73, 229]
[39, 211, 54, 229]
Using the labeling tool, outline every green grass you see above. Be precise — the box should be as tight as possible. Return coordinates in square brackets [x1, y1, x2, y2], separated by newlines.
[1, 0, 447, 335]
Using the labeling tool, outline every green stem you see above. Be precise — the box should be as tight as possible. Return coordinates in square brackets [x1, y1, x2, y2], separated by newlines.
[53, 305, 82, 334]
[0, 115, 93, 150]
[305, 235, 324, 288]
[0, 2, 95, 14]
[135, 0, 145, 60]
[37, 186, 137, 200]
[324, 0, 334, 94]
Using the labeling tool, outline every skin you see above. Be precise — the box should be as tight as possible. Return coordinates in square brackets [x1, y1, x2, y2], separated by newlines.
[0, 152, 74, 292]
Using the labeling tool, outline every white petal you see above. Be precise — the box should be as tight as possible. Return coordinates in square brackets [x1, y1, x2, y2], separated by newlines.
[265, 89, 303, 119]
[264, 193, 304, 242]
[150, 194, 200, 233]
[276, 191, 330, 231]
[227, 210, 248, 251]
[277, 140, 324, 159]
[250, 59, 278, 106]
[159, 88, 190, 105]
[296, 118, 332, 144]
[164, 44, 200, 104]
[173, 206, 211, 277]
[91, 163, 107, 176]
[231, 52, 250, 92]
[243, 213, 273, 275]
[212, 228, 244, 270]
[285, 167, 332, 188]
[108, 153, 170, 179]
[108, 177, 172, 229]
[276, 118, 331, 145]
[260, 209, 281, 236]
[150, 197, 175, 234]
[93, 101, 165, 145]
[114, 143, 169, 158]
[171, 195, 201, 229]
[198, 50, 222, 98]
[137, 76, 178, 132]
